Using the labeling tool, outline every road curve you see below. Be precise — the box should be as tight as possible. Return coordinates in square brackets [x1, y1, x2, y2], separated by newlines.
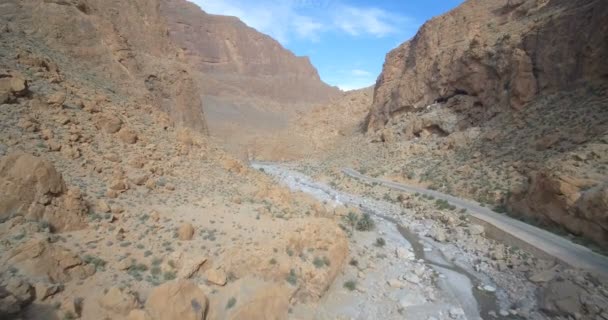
[342, 168, 608, 280]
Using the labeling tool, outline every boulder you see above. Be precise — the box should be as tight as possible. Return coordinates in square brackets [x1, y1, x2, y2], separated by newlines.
[99, 287, 139, 316]
[3, 235, 95, 283]
[0, 152, 87, 231]
[205, 268, 227, 286]
[95, 113, 123, 134]
[5, 278, 34, 306]
[117, 127, 138, 144]
[144, 280, 208, 320]
[540, 278, 584, 317]
[0, 70, 28, 103]
[228, 284, 290, 320]
[47, 91, 66, 108]
[178, 223, 195, 241]
[178, 256, 207, 279]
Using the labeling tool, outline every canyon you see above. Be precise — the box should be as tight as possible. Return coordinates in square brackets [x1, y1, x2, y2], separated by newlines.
[0, 0, 607, 319]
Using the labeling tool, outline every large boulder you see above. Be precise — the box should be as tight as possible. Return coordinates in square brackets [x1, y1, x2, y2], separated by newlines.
[2, 235, 95, 283]
[208, 278, 292, 320]
[228, 284, 291, 320]
[0, 70, 28, 104]
[510, 169, 608, 246]
[0, 153, 87, 231]
[144, 280, 208, 320]
[98, 287, 140, 316]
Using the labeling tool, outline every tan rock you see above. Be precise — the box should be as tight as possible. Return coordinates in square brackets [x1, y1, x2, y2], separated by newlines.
[0, 70, 28, 103]
[205, 268, 227, 286]
[61, 297, 83, 318]
[227, 284, 291, 320]
[0, 152, 87, 231]
[129, 156, 146, 169]
[178, 223, 195, 241]
[128, 173, 149, 186]
[47, 140, 62, 152]
[178, 256, 208, 279]
[128, 309, 148, 320]
[104, 153, 121, 163]
[47, 91, 66, 108]
[117, 127, 138, 144]
[4, 236, 95, 282]
[34, 282, 62, 301]
[144, 280, 208, 320]
[109, 178, 128, 191]
[97, 200, 111, 213]
[6, 278, 34, 305]
[98, 287, 139, 316]
[150, 210, 161, 222]
[95, 114, 123, 134]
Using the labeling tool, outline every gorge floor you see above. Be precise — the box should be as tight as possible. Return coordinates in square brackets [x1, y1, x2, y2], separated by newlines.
[254, 162, 551, 320]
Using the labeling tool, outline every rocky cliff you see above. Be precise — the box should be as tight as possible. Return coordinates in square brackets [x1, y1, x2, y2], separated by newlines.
[161, 0, 340, 106]
[368, 0, 608, 130]
[361, 0, 608, 247]
[1, 0, 207, 131]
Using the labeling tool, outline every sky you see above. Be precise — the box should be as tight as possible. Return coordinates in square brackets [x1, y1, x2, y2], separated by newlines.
[189, 0, 464, 91]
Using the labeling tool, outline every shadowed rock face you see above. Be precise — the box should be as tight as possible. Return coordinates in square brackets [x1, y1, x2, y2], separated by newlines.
[368, 0, 608, 130]
[161, 0, 340, 106]
[1, 0, 207, 132]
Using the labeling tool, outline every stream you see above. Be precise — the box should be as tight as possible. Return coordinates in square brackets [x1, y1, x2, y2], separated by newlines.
[252, 162, 513, 320]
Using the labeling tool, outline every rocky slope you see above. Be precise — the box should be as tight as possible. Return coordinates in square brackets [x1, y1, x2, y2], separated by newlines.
[161, 0, 340, 108]
[0, 1, 350, 319]
[356, 0, 608, 247]
[368, 0, 607, 130]
[1, 0, 207, 131]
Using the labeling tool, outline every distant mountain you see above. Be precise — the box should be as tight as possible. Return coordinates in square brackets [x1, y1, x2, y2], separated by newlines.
[161, 0, 340, 109]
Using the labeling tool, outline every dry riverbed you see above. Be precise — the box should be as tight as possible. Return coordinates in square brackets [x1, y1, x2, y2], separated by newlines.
[253, 162, 608, 320]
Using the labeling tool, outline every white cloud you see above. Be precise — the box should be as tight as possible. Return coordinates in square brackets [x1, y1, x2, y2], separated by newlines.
[188, 0, 410, 44]
[190, 0, 324, 44]
[351, 69, 372, 76]
[333, 5, 406, 37]
[293, 15, 324, 41]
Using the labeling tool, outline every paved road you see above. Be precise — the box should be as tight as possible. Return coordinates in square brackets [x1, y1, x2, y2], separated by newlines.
[342, 168, 608, 279]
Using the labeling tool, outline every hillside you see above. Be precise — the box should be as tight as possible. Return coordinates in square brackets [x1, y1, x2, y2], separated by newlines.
[0, 1, 349, 319]
[161, 0, 340, 150]
[356, 0, 608, 246]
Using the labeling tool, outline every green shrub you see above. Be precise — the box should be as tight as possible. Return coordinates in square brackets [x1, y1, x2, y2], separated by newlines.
[356, 213, 375, 231]
[343, 280, 357, 291]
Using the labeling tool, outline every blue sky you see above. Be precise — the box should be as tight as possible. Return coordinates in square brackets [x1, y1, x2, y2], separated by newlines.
[189, 0, 464, 90]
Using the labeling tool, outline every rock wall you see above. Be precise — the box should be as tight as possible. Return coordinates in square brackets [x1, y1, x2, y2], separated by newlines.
[368, 0, 608, 130]
[161, 0, 340, 106]
[1, 0, 207, 132]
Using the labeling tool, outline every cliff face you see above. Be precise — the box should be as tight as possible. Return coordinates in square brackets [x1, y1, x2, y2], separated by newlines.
[161, 0, 340, 106]
[2, 0, 207, 131]
[361, 0, 608, 247]
[368, 0, 608, 130]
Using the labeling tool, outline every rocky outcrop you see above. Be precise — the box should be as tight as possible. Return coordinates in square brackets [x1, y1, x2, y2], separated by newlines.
[0, 70, 28, 103]
[0, 153, 87, 232]
[160, 0, 339, 106]
[3, 235, 95, 283]
[368, 0, 608, 130]
[510, 169, 608, 246]
[144, 280, 208, 320]
[1, 0, 207, 131]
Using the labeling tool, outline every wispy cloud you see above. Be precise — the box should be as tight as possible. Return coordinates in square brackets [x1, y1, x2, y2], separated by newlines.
[189, 0, 412, 44]
[351, 69, 372, 76]
[333, 5, 407, 37]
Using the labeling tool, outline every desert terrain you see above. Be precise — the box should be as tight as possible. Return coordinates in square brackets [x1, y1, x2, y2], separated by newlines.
[1, 0, 607, 319]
